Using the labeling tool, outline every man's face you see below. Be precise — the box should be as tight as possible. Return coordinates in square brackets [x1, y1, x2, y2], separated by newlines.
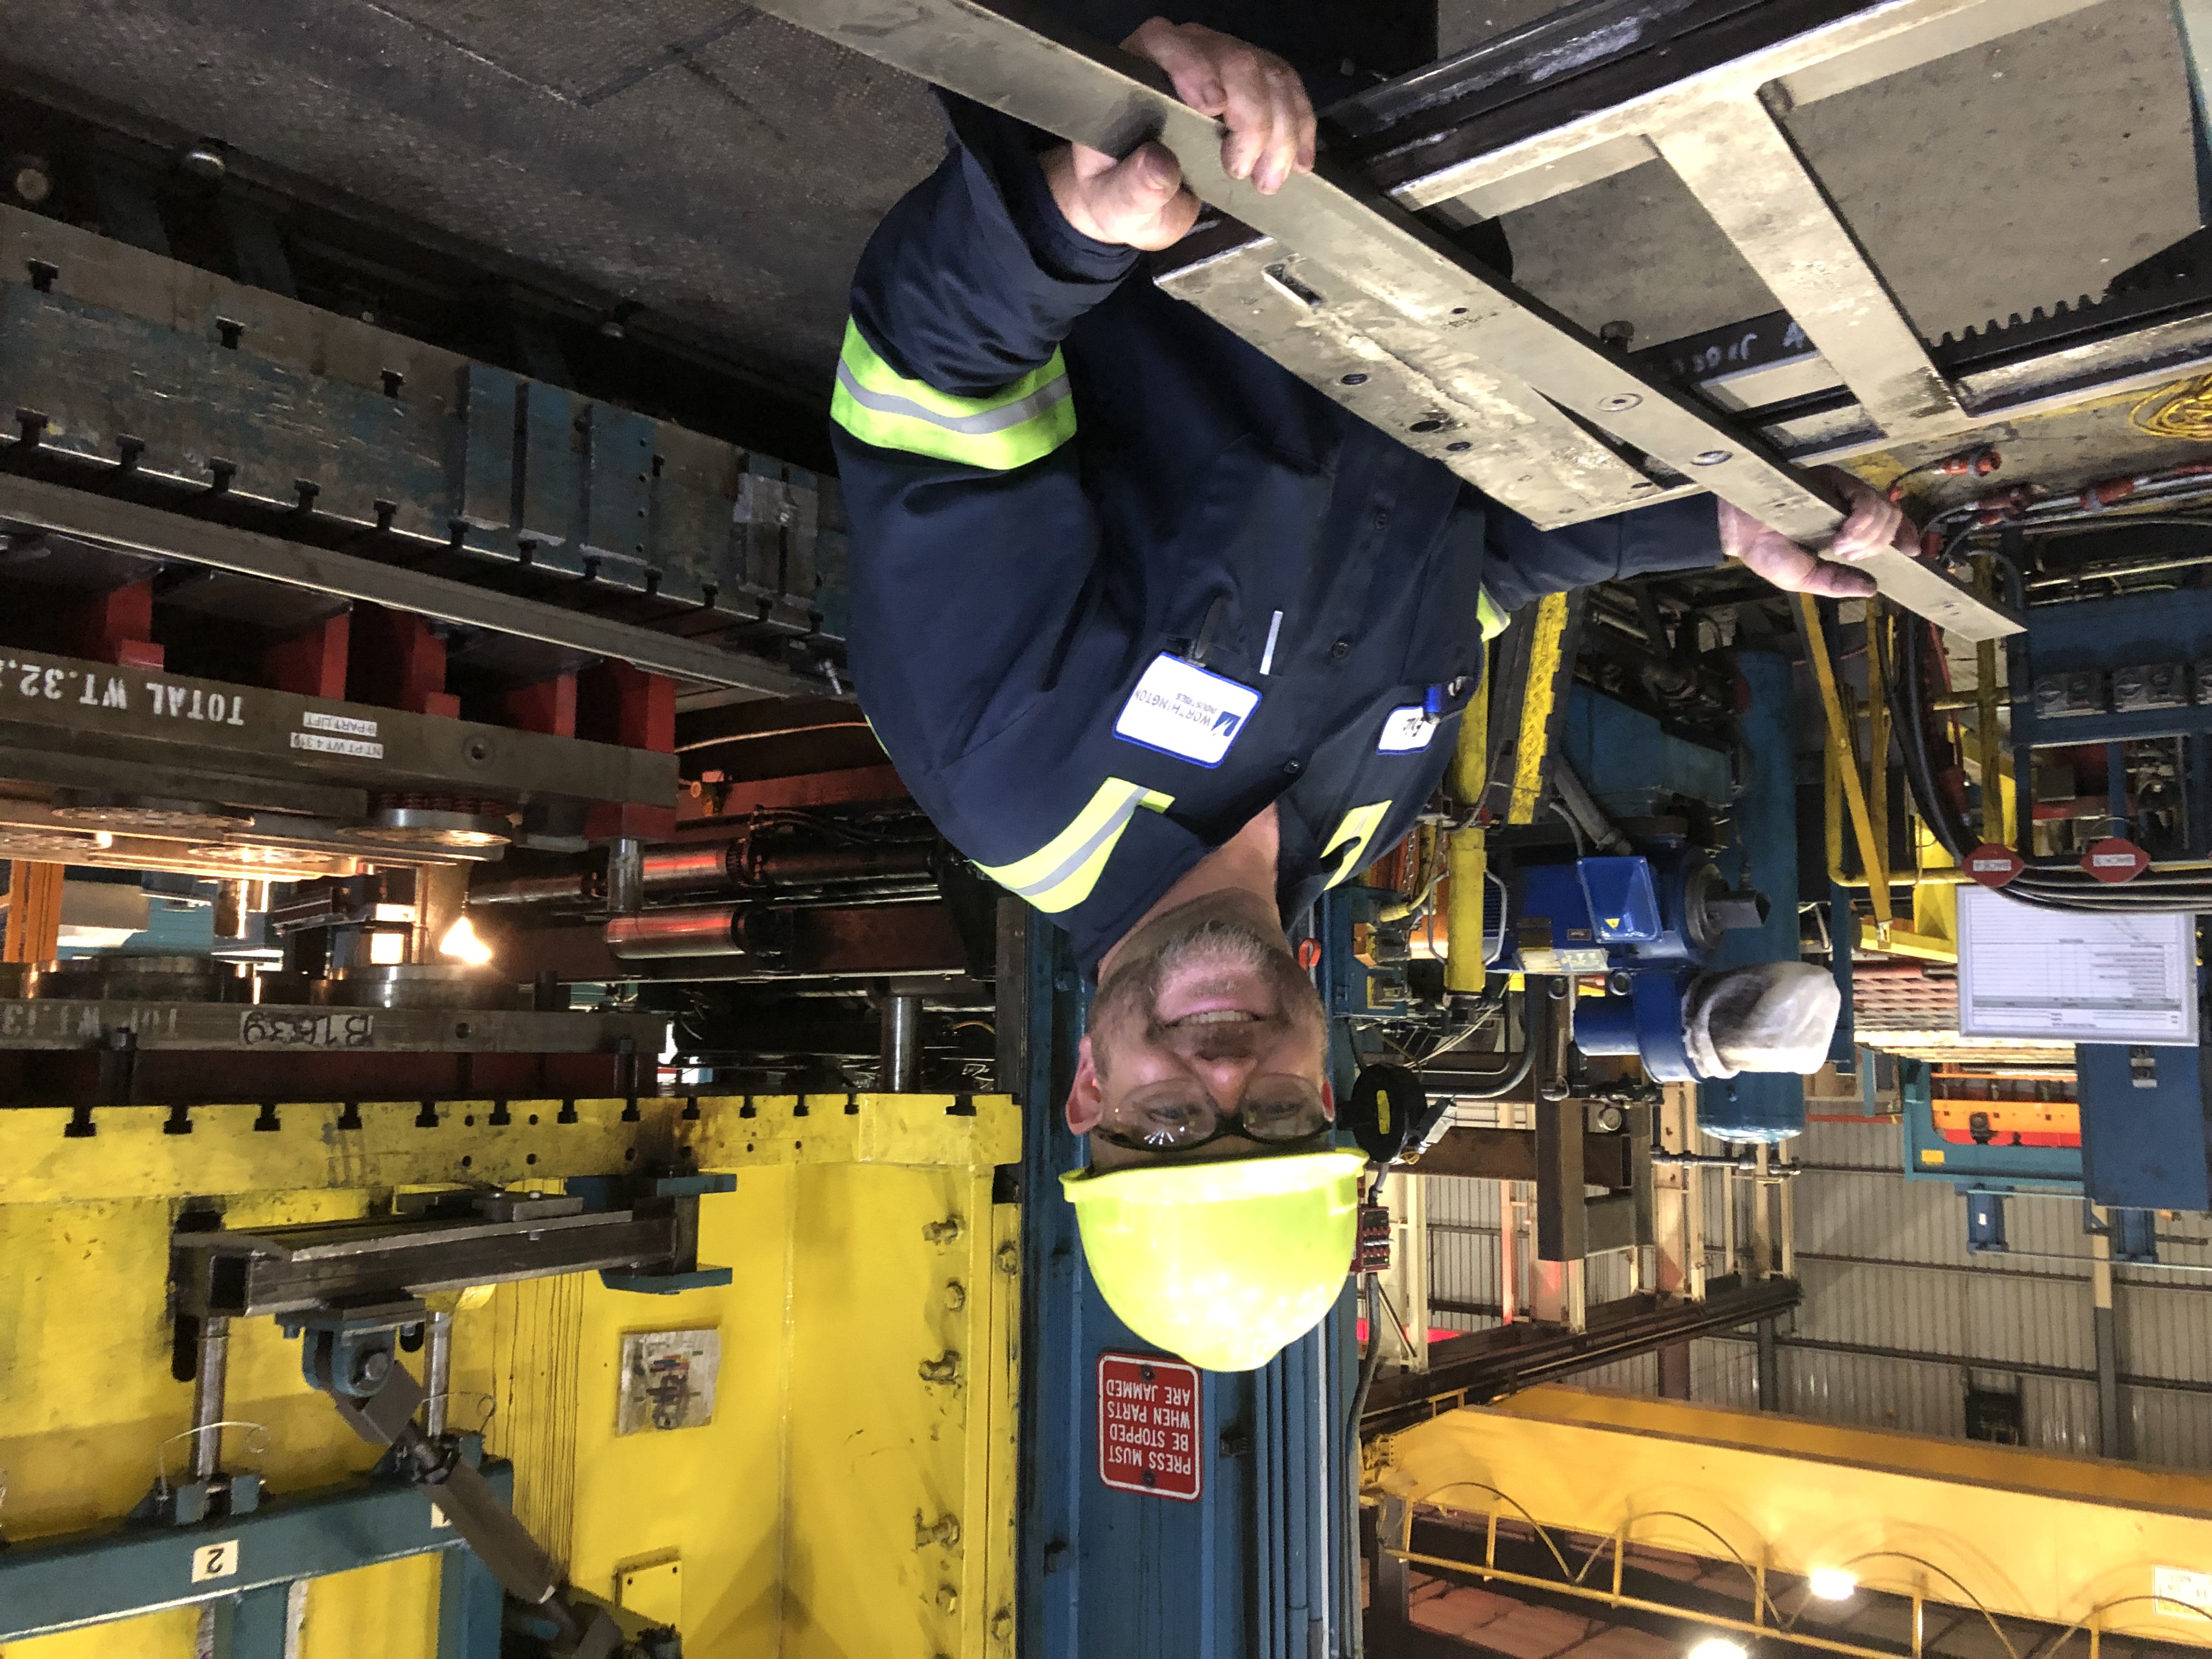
[1065, 893, 1332, 1171]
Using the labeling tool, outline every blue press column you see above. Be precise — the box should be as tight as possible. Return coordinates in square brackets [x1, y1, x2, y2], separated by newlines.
[1699, 648, 1809, 1142]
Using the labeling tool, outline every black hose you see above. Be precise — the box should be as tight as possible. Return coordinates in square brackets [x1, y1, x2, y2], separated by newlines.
[1887, 582, 2212, 912]
[1889, 602, 1968, 863]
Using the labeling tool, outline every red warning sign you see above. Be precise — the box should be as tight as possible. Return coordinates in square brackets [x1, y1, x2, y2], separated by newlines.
[2081, 838, 2151, 883]
[1964, 843, 2025, 888]
[1097, 1351, 1201, 1502]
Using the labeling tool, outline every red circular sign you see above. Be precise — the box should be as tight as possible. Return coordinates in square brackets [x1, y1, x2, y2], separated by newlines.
[2081, 838, 2151, 883]
[1965, 843, 2025, 888]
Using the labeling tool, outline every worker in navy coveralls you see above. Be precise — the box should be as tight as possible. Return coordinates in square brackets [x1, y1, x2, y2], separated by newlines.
[828, 13, 1915, 1370]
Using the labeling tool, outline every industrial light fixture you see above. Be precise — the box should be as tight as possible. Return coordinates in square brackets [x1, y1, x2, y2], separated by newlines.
[440, 916, 494, 967]
[1687, 1638, 1748, 1659]
[1809, 1568, 1859, 1602]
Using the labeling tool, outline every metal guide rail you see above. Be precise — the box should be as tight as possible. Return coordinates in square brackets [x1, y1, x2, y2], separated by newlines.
[746, 0, 2212, 646]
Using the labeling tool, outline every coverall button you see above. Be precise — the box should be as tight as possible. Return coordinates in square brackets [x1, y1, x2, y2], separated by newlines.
[1329, 640, 1351, 661]
[1372, 508, 1390, 529]
[1282, 759, 1302, 776]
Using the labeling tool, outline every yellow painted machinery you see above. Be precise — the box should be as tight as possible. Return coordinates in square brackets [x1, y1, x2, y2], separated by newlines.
[0, 1093, 1019, 1659]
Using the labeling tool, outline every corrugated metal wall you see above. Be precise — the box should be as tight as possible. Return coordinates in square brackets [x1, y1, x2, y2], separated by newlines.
[1418, 1119, 2212, 1467]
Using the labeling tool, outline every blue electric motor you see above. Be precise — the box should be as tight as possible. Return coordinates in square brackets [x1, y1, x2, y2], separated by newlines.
[1505, 839, 1769, 1085]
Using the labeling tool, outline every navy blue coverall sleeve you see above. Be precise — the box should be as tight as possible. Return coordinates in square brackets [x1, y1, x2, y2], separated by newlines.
[1479, 495, 1726, 618]
[831, 103, 1139, 775]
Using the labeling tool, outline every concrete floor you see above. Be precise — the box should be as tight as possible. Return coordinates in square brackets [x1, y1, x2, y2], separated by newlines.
[1438, 0, 2203, 349]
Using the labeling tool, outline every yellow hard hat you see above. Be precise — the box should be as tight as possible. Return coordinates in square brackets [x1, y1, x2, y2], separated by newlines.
[1059, 1150, 1369, 1372]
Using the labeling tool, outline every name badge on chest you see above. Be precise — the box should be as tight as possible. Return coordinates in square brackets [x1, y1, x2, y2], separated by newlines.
[1378, 705, 1437, 754]
[1115, 653, 1261, 769]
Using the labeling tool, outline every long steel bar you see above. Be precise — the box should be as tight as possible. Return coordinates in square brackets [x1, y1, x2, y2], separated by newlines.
[1645, 94, 1962, 438]
[190, 1316, 231, 1482]
[1384, 0, 2109, 215]
[754, 0, 2023, 641]
[0, 473, 797, 692]
[768, 0, 1793, 521]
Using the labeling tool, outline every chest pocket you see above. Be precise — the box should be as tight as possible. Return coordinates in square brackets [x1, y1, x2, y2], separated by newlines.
[974, 777, 1175, 913]
[1321, 801, 1395, 889]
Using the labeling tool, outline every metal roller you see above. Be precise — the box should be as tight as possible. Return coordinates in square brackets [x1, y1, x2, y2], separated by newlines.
[605, 905, 747, 960]
[640, 838, 934, 895]
[469, 871, 606, 907]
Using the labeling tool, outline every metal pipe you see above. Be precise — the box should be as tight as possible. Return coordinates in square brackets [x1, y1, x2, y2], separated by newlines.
[213, 880, 251, 940]
[1720, 1159, 1739, 1280]
[191, 1316, 230, 1482]
[641, 839, 935, 895]
[1776, 1137, 1797, 1280]
[1751, 1143, 1774, 1277]
[881, 991, 922, 1091]
[424, 1309, 453, 1438]
[1498, 1183, 1520, 1325]
[605, 905, 746, 960]
[606, 837, 645, 916]
[470, 871, 604, 907]
[640, 842, 738, 895]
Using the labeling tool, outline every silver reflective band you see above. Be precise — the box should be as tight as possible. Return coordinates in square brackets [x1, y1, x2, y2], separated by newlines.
[999, 783, 1149, 901]
[833, 359, 1073, 437]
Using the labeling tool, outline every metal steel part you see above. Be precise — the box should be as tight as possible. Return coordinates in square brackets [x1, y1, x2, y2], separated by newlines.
[422, 1308, 453, 1441]
[190, 1315, 230, 1483]
[607, 836, 646, 916]
[640, 838, 936, 895]
[324, 965, 510, 1011]
[0, 472, 789, 692]
[752, 0, 2025, 641]
[605, 904, 746, 960]
[174, 1206, 708, 1320]
[24, 955, 244, 1004]
[882, 991, 923, 1092]
[0, 999, 662, 1052]
[468, 871, 604, 908]
[1, 197, 840, 693]
[0, 642, 670, 823]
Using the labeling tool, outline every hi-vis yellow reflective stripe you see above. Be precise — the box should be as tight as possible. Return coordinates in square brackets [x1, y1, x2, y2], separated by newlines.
[830, 320, 1077, 471]
[978, 778, 1174, 913]
[1477, 589, 1510, 640]
[1322, 801, 1395, 889]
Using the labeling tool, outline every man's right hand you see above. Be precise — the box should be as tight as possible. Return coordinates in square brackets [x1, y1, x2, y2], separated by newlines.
[1041, 17, 1316, 252]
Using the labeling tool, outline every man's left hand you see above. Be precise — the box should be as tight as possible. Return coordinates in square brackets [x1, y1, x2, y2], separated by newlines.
[1720, 469, 1919, 600]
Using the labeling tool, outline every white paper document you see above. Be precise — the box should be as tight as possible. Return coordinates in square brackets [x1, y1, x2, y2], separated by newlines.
[1957, 887, 2199, 1045]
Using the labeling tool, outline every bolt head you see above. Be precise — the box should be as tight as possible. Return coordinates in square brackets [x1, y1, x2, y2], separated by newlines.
[1692, 449, 1733, 467]
[349, 1347, 392, 1392]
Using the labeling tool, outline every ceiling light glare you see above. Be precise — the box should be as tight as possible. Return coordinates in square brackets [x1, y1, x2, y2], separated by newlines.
[1687, 1638, 1749, 1659]
[1808, 1568, 1858, 1602]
